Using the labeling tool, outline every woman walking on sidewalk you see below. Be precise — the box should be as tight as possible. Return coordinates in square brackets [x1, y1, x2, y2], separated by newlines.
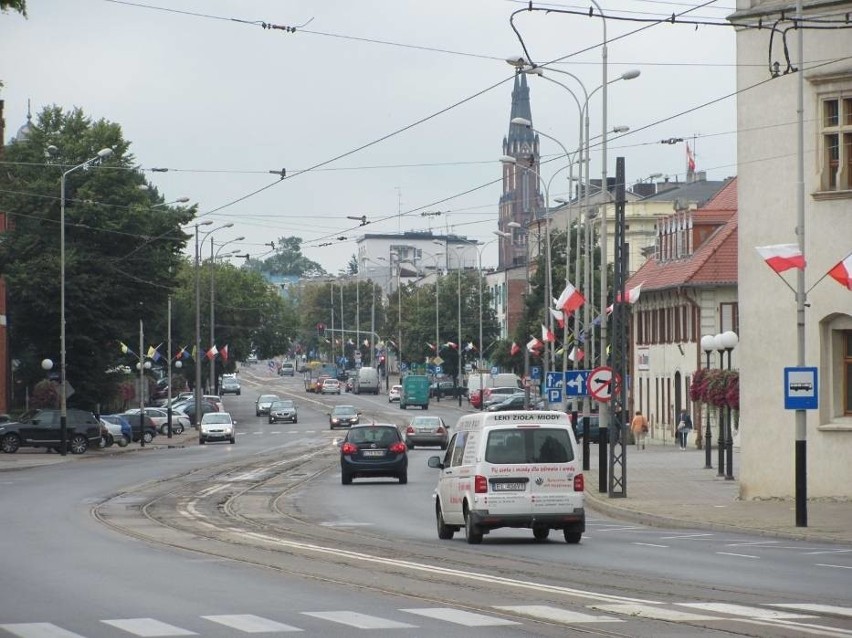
[676, 409, 693, 450]
[630, 411, 648, 449]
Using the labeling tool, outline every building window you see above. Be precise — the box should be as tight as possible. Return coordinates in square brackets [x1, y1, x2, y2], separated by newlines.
[844, 330, 852, 416]
[821, 96, 852, 192]
[720, 302, 739, 334]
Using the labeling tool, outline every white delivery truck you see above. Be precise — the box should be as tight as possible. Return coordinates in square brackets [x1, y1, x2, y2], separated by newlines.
[427, 410, 584, 545]
[353, 366, 380, 395]
[467, 372, 521, 403]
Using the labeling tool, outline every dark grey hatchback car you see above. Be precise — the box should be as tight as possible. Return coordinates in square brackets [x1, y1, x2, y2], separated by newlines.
[339, 423, 408, 485]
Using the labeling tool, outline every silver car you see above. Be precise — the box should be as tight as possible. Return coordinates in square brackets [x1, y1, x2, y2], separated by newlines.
[255, 394, 279, 416]
[403, 415, 449, 450]
[199, 412, 236, 445]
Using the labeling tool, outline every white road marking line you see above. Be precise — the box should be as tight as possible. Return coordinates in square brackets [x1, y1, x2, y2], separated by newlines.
[196, 484, 227, 497]
[203, 614, 302, 632]
[0, 624, 87, 638]
[495, 605, 622, 624]
[592, 603, 720, 622]
[806, 549, 852, 555]
[633, 542, 669, 548]
[659, 533, 713, 540]
[772, 604, 852, 618]
[725, 540, 780, 547]
[101, 618, 197, 636]
[678, 603, 815, 619]
[402, 608, 519, 626]
[301, 612, 415, 629]
[320, 521, 374, 527]
[594, 526, 642, 532]
[817, 563, 852, 570]
[716, 552, 759, 559]
[241, 530, 660, 605]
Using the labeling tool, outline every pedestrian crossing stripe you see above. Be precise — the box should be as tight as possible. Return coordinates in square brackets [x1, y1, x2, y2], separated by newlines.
[2, 602, 851, 636]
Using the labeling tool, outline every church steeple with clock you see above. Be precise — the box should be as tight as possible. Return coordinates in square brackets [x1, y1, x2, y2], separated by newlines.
[498, 72, 543, 270]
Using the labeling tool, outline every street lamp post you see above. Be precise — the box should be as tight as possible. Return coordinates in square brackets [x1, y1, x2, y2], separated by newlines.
[713, 333, 728, 477]
[700, 334, 716, 469]
[504, 217, 531, 409]
[59, 147, 113, 455]
[209, 236, 243, 394]
[720, 330, 738, 480]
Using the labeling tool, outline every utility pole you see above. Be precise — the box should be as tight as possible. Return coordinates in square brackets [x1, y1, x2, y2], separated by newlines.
[609, 157, 628, 497]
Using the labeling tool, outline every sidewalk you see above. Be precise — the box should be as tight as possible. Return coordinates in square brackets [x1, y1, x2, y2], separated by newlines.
[0, 427, 196, 471]
[583, 438, 852, 545]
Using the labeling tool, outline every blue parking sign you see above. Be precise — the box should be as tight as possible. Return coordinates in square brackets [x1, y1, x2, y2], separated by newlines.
[547, 388, 563, 403]
[530, 366, 542, 380]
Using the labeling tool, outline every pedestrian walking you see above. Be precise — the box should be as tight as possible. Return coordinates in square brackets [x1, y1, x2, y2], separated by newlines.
[676, 409, 693, 450]
[630, 410, 649, 449]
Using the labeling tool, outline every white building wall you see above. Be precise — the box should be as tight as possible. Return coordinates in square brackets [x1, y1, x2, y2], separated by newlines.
[735, 3, 852, 499]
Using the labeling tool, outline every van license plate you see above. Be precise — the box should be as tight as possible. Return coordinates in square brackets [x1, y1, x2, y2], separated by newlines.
[493, 482, 525, 491]
[362, 450, 384, 457]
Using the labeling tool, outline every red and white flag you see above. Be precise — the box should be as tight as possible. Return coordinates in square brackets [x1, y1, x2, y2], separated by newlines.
[555, 281, 585, 314]
[541, 324, 556, 343]
[426, 342, 436, 351]
[465, 342, 477, 352]
[549, 307, 565, 329]
[206, 345, 218, 361]
[687, 142, 696, 172]
[510, 342, 521, 356]
[569, 346, 584, 363]
[828, 254, 852, 290]
[756, 244, 806, 273]
[526, 336, 543, 353]
[607, 283, 643, 314]
[220, 345, 229, 362]
[444, 341, 458, 350]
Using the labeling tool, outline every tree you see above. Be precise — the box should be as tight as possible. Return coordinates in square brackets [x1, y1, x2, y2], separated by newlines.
[347, 254, 358, 275]
[0, 106, 193, 409]
[1, 1, 26, 17]
[256, 236, 326, 277]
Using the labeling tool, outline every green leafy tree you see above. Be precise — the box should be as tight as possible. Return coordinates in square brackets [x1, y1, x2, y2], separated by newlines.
[0, 106, 193, 408]
[256, 236, 326, 277]
[1, 1, 26, 16]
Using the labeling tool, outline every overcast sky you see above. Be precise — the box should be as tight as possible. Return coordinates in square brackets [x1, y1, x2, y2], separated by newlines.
[1, 0, 737, 273]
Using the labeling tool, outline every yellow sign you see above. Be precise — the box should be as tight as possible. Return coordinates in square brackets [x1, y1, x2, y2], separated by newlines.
[433, 356, 444, 366]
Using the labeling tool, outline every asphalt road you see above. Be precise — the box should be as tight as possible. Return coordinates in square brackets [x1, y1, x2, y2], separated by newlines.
[0, 368, 849, 637]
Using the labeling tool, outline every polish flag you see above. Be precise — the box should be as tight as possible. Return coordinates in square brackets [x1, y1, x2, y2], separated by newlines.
[541, 324, 556, 343]
[526, 336, 543, 353]
[828, 254, 852, 290]
[206, 345, 218, 361]
[555, 281, 585, 314]
[444, 341, 458, 350]
[549, 307, 565, 329]
[465, 342, 477, 352]
[569, 346, 584, 363]
[687, 142, 696, 172]
[426, 342, 436, 351]
[220, 345, 229, 362]
[756, 244, 806, 273]
[510, 342, 521, 356]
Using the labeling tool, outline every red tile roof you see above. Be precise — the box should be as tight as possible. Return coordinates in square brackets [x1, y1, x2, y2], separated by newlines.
[628, 178, 738, 291]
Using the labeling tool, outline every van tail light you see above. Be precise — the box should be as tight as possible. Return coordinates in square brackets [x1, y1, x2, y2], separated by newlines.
[475, 475, 488, 493]
[405, 425, 415, 434]
[573, 473, 585, 492]
[389, 442, 407, 454]
[341, 442, 358, 455]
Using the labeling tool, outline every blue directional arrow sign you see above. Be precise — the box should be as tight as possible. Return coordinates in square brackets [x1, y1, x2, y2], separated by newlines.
[545, 371, 565, 389]
[564, 371, 590, 397]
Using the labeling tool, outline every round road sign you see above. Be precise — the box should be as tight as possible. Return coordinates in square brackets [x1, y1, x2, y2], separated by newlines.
[587, 366, 621, 403]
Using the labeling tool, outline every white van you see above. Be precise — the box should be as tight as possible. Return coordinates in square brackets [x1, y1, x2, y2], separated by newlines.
[467, 373, 521, 403]
[427, 410, 584, 544]
[353, 366, 380, 395]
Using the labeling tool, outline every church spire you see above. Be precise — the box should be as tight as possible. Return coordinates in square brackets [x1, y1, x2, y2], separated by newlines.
[506, 72, 535, 151]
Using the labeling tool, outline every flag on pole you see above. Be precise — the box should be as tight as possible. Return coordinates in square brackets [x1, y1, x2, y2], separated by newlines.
[206, 345, 218, 361]
[827, 254, 852, 290]
[147, 344, 162, 362]
[220, 345, 229, 362]
[363, 338, 370, 347]
[465, 342, 477, 352]
[191, 345, 197, 361]
[526, 336, 543, 353]
[444, 341, 458, 350]
[426, 342, 436, 352]
[119, 341, 136, 357]
[510, 342, 521, 356]
[687, 142, 696, 172]
[569, 346, 585, 363]
[555, 281, 585, 314]
[549, 307, 565, 329]
[347, 338, 354, 346]
[541, 324, 555, 343]
[756, 244, 806, 273]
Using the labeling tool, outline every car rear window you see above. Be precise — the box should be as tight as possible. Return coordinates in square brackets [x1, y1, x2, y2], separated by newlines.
[347, 426, 399, 446]
[485, 428, 574, 464]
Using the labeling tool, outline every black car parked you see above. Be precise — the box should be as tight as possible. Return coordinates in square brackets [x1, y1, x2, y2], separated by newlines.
[0, 408, 102, 454]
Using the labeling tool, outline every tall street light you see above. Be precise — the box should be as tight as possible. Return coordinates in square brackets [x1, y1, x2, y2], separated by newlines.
[59, 147, 113, 455]
[504, 215, 531, 409]
[209, 236, 244, 393]
[701, 334, 716, 469]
